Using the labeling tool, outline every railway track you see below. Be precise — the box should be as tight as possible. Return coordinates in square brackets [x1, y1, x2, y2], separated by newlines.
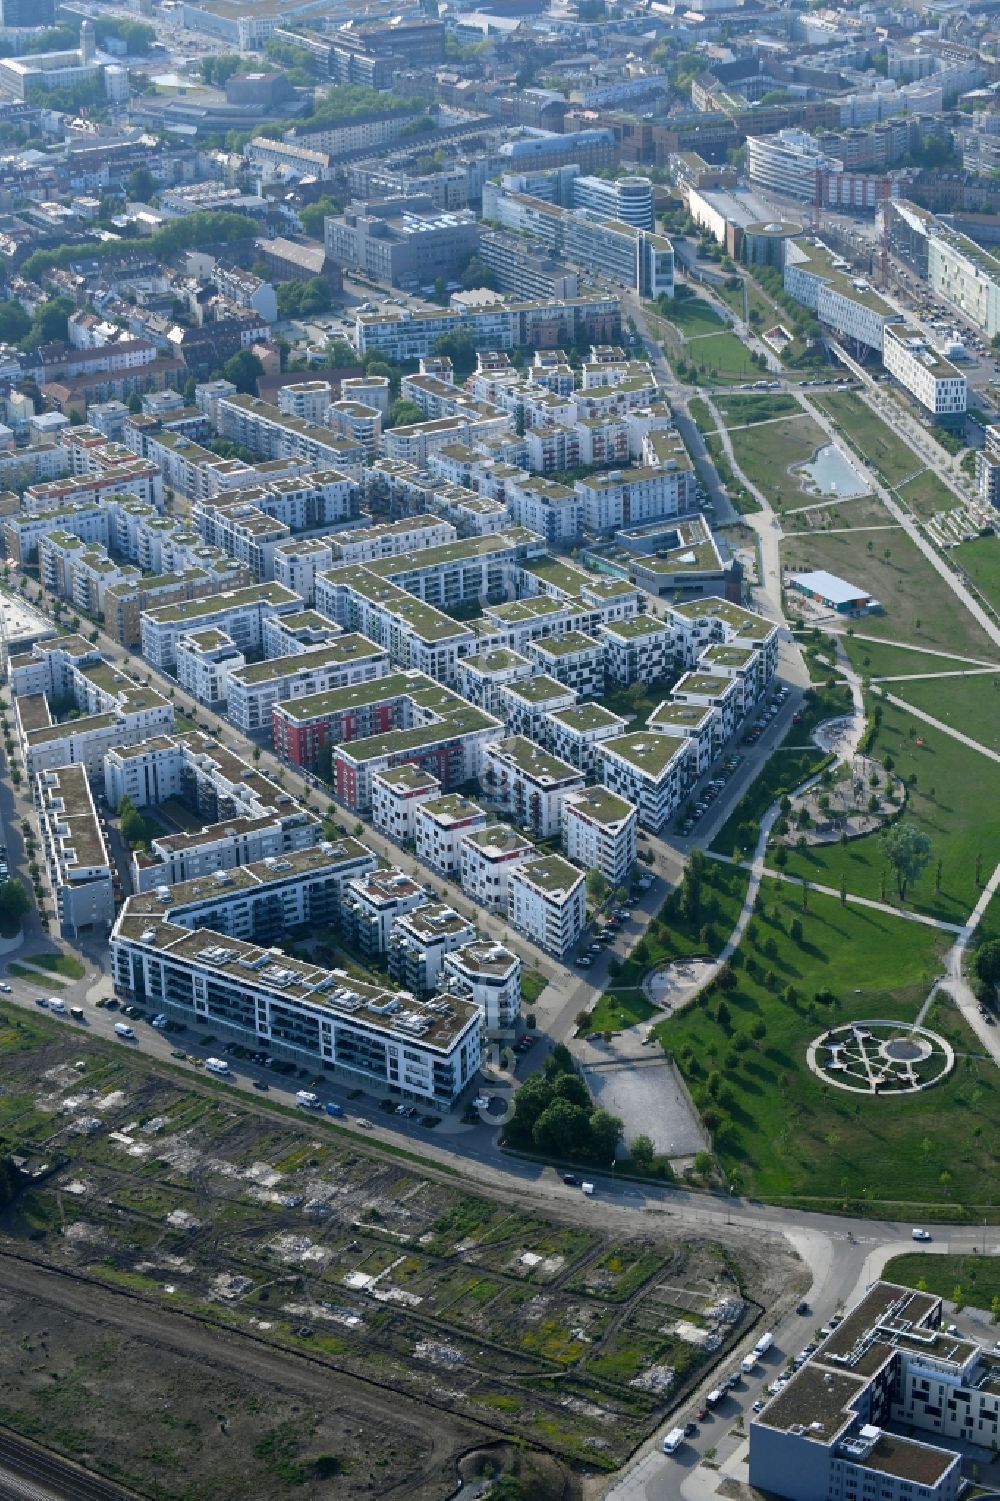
[0, 1431, 139, 1501]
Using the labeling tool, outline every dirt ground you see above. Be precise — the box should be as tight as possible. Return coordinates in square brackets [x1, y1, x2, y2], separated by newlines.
[0, 1008, 803, 1498]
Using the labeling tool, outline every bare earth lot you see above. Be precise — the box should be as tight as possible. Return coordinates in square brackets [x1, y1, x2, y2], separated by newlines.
[0, 1009, 795, 1496]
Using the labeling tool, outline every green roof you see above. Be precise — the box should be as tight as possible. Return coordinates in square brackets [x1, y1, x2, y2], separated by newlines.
[490, 736, 582, 784]
[461, 649, 530, 674]
[602, 732, 689, 777]
[144, 582, 298, 627]
[517, 854, 584, 897]
[504, 674, 574, 705]
[532, 630, 602, 657]
[565, 787, 635, 827]
[549, 703, 624, 734]
[275, 670, 428, 724]
[233, 635, 384, 685]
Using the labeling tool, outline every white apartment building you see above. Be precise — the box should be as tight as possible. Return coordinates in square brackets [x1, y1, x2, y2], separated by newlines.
[316, 569, 476, 687]
[215, 395, 365, 480]
[414, 793, 488, 876]
[225, 634, 389, 735]
[498, 676, 578, 742]
[646, 700, 721, 778]
[457, 649, 533, 715]
[443, 941, 521, 1035]
[562, 787, 638, 887]
[277, 381, 333, 425]
[262, 609, 341, 658]
[388, 903, 477, 997]
[111, 909, 481, 1110]
[481, 738, 585, 839]
[140, 581, 301, 671]
[507, 854, 586, 957]
[598, 613, 673, 687]
[506, 475, 583, 544]
[749, 1281, 985, 1501]
[341, 867, 427, 958]
[35, 764, 115, 940]
[459, 824, 535, 913]
[666, 598, 780, 685]
[575, 465, 686, 532]
[882, 323, 967, 418]
[544, 702, 628, 779]
[672, 669, 741, 742]
[272, 538, 334, 606]
[175, 628, 245, 708]
[326, 514, 456, 567]
[783, 237, 890, 353]
[528, 631, 605, 697]
[599, 731, 695, 831]
[371, 764, 442, 846]
[133, 806, 320, 894]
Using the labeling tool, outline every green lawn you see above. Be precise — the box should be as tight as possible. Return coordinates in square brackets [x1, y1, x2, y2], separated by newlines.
[891, 674, 1000, 753]
[687, 332, 760, 383]
[782, 521, 998, 660]
[710, 683, 851, 858]
[715, 393, 800, 426]
[586, 988, 656, 1035]
[954, 535, 1000, 614]
[603, 679, 675, 729]
[7, 963, 67, 987]
[881, 1255, 1000, 1310]
[896, 471, 960, 521]
[843, 638, 996, 680]
[812, 391, 920, 489]
[730, 415, 828, 512]
[662, 294, 726, 337]
[655, 881, 992, 1216]
[780, 694, 1000, 925]
[705, 434, 762, 514]
[21, 952, 86, 980]
[687, 396, 716, 433]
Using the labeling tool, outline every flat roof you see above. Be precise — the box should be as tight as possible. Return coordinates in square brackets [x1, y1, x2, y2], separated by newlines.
[602, 731, 689, 778]
[489, 736, 583, 785]
[790, 569, 871, 605]
[418, 793, 486, 829]
[548, 703, 625, 734]
[565, 786, 635, 827]
[503, 675, 576, 706]
[515, 853, 584, 898]
[532, 630, 602, 657]
[231, 635, 384, 686]
[143, 581, 298, 627]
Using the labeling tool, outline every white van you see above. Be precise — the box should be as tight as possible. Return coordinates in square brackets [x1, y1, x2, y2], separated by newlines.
[204, 1057, 231, 1076]
[742, 1355, 758, 1373]
[754, 1332, 774, 1357]
[114, 1023, 135, 1040]
[662, 1427, 685, 1455]
[48, 998, 66, 1015]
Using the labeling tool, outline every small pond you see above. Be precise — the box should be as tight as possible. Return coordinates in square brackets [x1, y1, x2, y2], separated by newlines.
[794, 443, 869, 498]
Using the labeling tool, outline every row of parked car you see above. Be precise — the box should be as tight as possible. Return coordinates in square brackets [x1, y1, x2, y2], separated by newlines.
[677, 755, 744, 837]
[742, 687, 791, 747]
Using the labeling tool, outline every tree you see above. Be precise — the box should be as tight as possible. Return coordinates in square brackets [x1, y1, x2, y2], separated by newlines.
[504, 1073, 553, 1148]
[552, 1071, 590, 1111]
[630, 1133, 655, 1172]
[586, 869, 610, 903]
[326, 338, 357, 368]
[974, 940, 1000, 989]
[589, 1108, 623, 1163]
[299, 196, 341, 239]
[385, 397, 425, 430]
[532, 1097, 589, 1156]
[220, 349, 263, 395]
[183, 376, 197, 403]
[127, 166, 157, 203]
[127, 392, 142, 414]
[880, 822, 932, 901]
[0, 878, 29, 934]
[460, 254, 496, 291]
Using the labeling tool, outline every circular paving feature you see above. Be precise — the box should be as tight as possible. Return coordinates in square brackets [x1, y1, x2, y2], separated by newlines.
[806, 1020, 953, 1095]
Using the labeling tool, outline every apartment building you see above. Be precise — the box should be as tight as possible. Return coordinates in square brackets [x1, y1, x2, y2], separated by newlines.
[783, 237, 891, 353]
[262, 609, 341, 658]
[498, 676, 578, 743]
[3, 501, 107, 566]
[414, 794, 488, 876]
[747, 1281, 990, 1501]
[140, 582, 301, 671]
[544, 702, 628, 779]
[121, 840, 376, 950]
[387, 904, 477, 997]
[527, 631, 605, 697]
[561, 787, 638, 887]
[327, 516, 456, 568]
[882, 323, 967, 420]
[316, 569, 476, 687]
[666, 597, 780, 686]
[976, 424, 1000, 508]
[645, 700, 721, 779]
[575, 465, 688, 532]
[672, 669, 741, 743]
[111, 910, 481, 1110]
[459, 825, 535, 914]
[599, 731, 694, 832]
[481, 738, 585, 839]
[442, 941, 521, 1036]
[354, 294, 622, 362]
[457, 649, 533, 716]
[225, 635, 389, 735]
[271, 539, 333, 607]
[598, 613, 673, 687]
[341, 867, 427, 959]
[371, 764, 442, 846]
[215, 395, 364, 479]
[35, 764, 115, 940]
[104, 567, 239, 650]
[175, 628, 245, 708]
[506, 475, 583, 543]
[507, 854, 586, 958]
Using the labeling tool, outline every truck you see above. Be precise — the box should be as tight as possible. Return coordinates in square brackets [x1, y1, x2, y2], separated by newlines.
[204, 1057, 231, 1076]
[741, 1354, 758, 1374]
[662, 1428, 685, 1455]
[580, 1182, 595, 1196]
[754, 1332, 774, 1358]
[296, 1090, 320, 1109]
[325, 1101, 344, 1117]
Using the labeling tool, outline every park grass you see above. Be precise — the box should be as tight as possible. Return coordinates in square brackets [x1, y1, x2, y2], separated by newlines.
[896, 471, 960, 521]
[654, 880, 994, 1214]
[687, 331, 760, 383]
[7, 963, 67, 988]
[21, 952, 86, 980]
[954, 535, 1000, 615]
[586, 988, 656, 1035]
[842, 637, 996, 680]
[714, 393, 799, 426]
[779, 693, 1000, 925]
[881, 1254, 1000, 1311]
[710, 682, 851, 858]
[704, 434, 762, 515]
[890, 673, 1000, 754]
[663, 295, 726, 337]
[781, 522, 998, 660]
[687, 397, 716, 433]
[730, 415, 828, 513]
[811, 391, 919, 490]
[782, 496, 889, 531]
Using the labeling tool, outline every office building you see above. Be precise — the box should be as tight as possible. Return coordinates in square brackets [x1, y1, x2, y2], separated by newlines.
[882, 324, 967, 420]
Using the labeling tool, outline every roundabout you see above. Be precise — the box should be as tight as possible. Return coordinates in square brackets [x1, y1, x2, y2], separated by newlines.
[806, 1020, 954, 1095]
